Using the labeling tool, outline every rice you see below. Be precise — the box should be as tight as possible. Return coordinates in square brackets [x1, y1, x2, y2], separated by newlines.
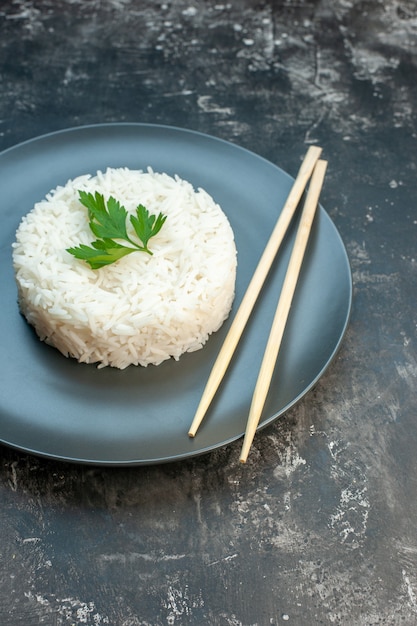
[12, 167, 237, 368]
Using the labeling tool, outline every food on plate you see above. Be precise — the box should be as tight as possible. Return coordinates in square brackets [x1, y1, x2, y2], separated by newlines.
[12, 167, 237, 369]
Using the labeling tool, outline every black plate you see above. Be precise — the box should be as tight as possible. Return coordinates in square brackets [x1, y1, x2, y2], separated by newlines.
[0, 124, 352, 465]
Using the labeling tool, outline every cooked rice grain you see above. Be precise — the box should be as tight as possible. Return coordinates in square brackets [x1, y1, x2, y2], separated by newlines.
[12, 168, 237, 368]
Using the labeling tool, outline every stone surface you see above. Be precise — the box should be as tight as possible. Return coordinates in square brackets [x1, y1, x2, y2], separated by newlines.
[1, 1, 417, 624]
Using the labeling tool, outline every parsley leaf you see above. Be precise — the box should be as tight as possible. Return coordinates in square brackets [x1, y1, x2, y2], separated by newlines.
[67, 191, 167, 269]
[130, 204, 167, 254]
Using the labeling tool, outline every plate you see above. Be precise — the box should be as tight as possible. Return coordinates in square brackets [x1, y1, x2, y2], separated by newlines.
[0, 124, 352, 465]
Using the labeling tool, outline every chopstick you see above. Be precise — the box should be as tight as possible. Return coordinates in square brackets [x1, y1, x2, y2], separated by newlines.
[239, 158, 328, 463]
[188, 145, 323, 439]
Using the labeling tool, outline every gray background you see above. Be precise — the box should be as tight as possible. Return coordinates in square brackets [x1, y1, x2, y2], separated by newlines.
[1, 1, 416, 624]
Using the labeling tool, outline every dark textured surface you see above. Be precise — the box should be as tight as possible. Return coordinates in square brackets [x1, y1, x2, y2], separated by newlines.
[1, 1, 417, 624]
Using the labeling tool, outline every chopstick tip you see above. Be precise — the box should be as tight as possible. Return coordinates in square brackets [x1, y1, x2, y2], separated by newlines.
[307, 144, 322, 157]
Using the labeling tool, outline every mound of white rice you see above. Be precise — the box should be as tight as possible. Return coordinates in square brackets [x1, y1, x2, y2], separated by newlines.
[12, 168, 237, 369]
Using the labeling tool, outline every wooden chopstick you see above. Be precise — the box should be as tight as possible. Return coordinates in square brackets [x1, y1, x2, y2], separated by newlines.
[239, 158, 328, 463]
[188, 145, 323, 438]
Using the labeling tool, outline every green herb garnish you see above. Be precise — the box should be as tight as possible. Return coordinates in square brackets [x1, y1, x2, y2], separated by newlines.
[67, 190, 167, 269]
